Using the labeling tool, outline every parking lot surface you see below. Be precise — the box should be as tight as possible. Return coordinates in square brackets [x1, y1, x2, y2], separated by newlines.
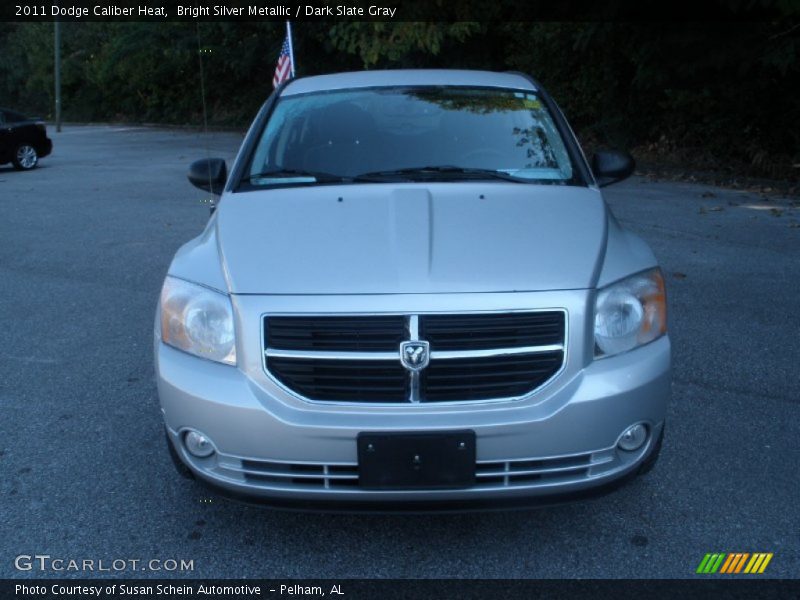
[1, 126, 798, 578]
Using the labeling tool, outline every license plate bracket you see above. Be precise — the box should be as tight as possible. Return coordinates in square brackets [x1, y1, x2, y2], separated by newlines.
[357, 431, 476, 490]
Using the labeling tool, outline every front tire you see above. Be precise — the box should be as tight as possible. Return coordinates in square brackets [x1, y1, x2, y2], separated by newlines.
[12, 143, 38, 170]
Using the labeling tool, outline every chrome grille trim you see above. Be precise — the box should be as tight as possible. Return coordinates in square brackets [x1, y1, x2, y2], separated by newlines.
[210, 445, 622, 492]
[265, 349, 400, 360]
[431, 344, 564, 359]
[264, 343, 565, 361]
[236, 467, 359, 480]
[217, 456, 360, 490]
[408, 315, 422, 403]
[261, 309, 568, 405]
[475, 456, 613, 478]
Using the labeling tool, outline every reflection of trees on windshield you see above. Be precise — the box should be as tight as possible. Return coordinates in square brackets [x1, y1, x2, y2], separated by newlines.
[402, 88, 558, 170]
[514, 127, 558, 169]
[404, 88, 539, 114]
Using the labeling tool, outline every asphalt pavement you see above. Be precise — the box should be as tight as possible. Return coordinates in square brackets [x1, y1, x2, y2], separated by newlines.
[1, 125, 798, 579]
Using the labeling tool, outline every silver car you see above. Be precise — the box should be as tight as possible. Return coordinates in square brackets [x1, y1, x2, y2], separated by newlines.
[156, 70, 670, 510]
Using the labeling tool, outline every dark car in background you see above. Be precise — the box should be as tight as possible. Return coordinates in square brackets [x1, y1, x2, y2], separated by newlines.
[0, 108, 52, 170]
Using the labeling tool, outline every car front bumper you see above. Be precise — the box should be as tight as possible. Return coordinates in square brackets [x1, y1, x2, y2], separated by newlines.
[157, 326, 670, 510]
[39, 137, 53, 158]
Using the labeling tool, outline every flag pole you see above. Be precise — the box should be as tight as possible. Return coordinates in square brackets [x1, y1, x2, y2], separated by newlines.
[286, 20, 296, 78]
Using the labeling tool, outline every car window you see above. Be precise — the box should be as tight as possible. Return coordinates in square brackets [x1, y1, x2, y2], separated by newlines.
[0, 112, 5, 125]
[244, 86, 577, 187]
[3, 111, 23, 122]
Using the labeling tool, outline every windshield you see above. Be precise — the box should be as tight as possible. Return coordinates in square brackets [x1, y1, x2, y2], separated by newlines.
[242, 86, 578, 188]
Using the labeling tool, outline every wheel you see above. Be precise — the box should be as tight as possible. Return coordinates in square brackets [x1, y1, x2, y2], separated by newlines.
[638, 425, 664, 476]
[12, 143, 38, 170]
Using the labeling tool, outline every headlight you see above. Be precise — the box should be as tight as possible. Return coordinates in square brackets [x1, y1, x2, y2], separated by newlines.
[594, 268, 666, 357]
[159, 276, 236, 365]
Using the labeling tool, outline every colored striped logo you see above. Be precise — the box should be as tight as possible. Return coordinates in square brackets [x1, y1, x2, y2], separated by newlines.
[696, 553, 773, 574]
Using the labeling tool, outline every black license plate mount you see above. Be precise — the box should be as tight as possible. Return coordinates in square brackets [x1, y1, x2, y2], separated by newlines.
[357, 430, 476, 490]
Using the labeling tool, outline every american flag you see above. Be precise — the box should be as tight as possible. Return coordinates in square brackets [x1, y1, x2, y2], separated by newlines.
[272, 35, 293, 88]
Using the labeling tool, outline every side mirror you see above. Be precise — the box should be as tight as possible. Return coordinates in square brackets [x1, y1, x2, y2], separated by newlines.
[591, 150, 635, 187]
[188, 158, 227, 195]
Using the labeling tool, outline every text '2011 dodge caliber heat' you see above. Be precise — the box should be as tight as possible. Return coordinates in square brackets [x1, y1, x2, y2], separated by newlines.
[155, 70, 671, 510]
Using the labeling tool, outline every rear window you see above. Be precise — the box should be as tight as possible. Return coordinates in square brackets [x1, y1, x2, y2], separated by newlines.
[245, 86, 577, 187]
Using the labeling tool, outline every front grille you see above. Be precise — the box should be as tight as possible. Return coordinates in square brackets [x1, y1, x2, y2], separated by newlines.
[216, 448, 616, 492]
[267, 357, 408, 402]
[233, 459, 358, 489]
[421, 312, 564, 351]
[264, 311, 566, 404]
[266, 316, 405, 351]
[421, 351, 564, 402]
[475, 453, 594, 487]
[240, 459, 360, 489]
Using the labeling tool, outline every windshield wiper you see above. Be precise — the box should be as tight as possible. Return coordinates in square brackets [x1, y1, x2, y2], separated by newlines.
[241, 166, 529, 187]
[353, 165, 528, 183]
[241, 168, 349, 184]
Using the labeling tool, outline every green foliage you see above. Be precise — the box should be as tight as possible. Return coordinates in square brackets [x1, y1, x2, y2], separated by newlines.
[0, 23, 55, 116]
[0, 17, 796, 177]
[329, 22, 481, 66]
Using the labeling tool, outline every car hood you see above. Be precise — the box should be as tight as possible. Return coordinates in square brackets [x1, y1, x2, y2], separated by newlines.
[215, 183, 607, 295]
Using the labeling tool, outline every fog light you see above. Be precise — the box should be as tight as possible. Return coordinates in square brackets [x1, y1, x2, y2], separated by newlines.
[618, 424, 648, 452]
[184, 431, 215, 458]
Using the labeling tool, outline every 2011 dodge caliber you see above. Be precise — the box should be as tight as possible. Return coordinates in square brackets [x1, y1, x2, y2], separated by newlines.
[155, 70, 671, 510]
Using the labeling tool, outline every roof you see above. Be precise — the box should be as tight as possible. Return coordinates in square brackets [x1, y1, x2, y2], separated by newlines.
[281, 69, 538, 96]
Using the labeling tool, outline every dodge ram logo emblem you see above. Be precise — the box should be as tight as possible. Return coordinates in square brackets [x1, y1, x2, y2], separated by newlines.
[400, 341, 430, 371]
